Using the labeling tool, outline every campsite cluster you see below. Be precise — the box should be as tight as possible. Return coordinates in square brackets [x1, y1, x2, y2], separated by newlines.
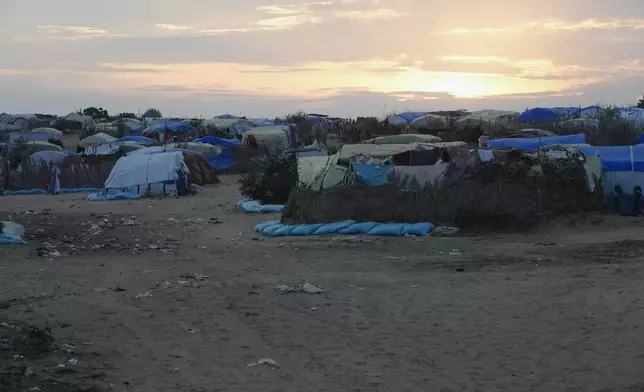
[4, 105, 644, 391]
[2, 105, 644, 225]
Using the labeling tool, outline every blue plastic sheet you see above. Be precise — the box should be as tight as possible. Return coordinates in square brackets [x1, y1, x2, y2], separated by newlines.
[517, 108, 560, 123]
[256, 220, 436, 237]
[580, 145, 644, 171]
[118, 136, 155, 145]
[353, 164, 391, 186]
[487, 133, 586, 150]
[237, 199, 285, 213]
[0, 221, 26, 245]
[194, 136, 241, 147]
[87, 192, 141, 201]
[144, 120, 196, 135]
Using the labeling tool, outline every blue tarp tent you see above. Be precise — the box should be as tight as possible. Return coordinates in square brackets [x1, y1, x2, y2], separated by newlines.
[487, 133, 586, 150]
[194, 136, 241, 147]
[143, 120, 196, 135]
[193, 136, 240, 170]
[580, 145, 644, 172]
[118, 136, 155, 145]
[517, 108, 561, 123]
[305, 115, 334, 131]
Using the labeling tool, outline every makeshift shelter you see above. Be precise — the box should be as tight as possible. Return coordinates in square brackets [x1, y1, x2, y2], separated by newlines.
[387, 112, 427, 128]
[203, 118, 255, 136]
[118, 136, 155, 145]
[361, 134, 441, 145]
[29, 150, 67, 165]
[100, 152, 190, 197]
[409, 114, 451, 131]
[193, 136, 241, 170]
[142, 120, 196, 141]
[30, 127, 63, 141]
[79, 133, 118, 148]
[487, 133, 586, 150]
[517, 108, 561, 123]
[580, 145, 644, 197]
[242, 126, 289, 155]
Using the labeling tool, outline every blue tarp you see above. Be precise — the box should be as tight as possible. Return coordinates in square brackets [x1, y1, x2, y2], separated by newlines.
[144, 120, 196, 134]
[487, 133, 586, 150]
[0, 221, 26, 245]
[237, 199, 285, 213]
[204, 152, 234, 170]
[118, 136, 155, 145]
[194, 136, 241, 147]
[88, 192, 142, 201]
[517, 108, 561, 123]
[255, 220, 435, 237]
[305, 115, 334, 131]
[353, 164, 392, 186]
[396, 112, 427, 123]
[580, 145, 644, 171]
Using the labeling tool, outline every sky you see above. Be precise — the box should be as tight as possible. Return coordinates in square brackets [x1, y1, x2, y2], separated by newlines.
[1, 0, 644, 118]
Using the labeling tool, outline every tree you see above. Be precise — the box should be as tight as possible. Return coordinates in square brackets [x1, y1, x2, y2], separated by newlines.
[637, 96, 644, 109]
[143, 108, 162, 118]
[118, 112, 137, 119]
[82, 107, 109, 120]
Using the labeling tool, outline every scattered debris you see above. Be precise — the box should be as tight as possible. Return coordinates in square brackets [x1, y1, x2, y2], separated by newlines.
[430, 226, 460, 236]
[276, 283, 323, 294]
[247, 358, 280, 368]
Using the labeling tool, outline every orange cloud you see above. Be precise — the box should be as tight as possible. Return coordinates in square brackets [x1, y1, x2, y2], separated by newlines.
[441, 18, 644, 35]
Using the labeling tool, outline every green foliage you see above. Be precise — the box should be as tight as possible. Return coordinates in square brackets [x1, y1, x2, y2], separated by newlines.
[239, 151, 298, 204]
[637, 96, 644, 109]
[143, 108, 163, 118]
[82, 107, 109, 120]
[118, 112, 137, 119]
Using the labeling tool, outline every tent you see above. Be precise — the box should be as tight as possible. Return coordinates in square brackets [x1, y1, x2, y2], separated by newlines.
[388, 112, 427, 127]
[29, 150, 67, 165]
[409, 114, 451, 131]
[487, 133, 586, 150]
[79, 132, 118, 148]
[242, 126, 290, 155]
[517, 108, 561, 123]
[193, 136, 241, 170]
[102, 152, 190, 197]
[118, 136, 155, 145]
[30, 127, 63, 141]
[142, 120, 196, 136]
[361, 134, 441, 145]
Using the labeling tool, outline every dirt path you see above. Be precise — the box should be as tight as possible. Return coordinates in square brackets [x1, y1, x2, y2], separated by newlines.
[2, 175, 644, 391]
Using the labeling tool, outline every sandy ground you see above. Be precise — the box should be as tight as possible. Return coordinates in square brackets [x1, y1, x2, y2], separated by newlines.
[2, 175, 644, 391]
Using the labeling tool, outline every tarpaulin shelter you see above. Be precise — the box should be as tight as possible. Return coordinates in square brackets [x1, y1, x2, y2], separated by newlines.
[142, 120, 196, 136]
[30, 127, 63, 141]
[118, 136, 155, 145]
[517, 108, 561, 123]
[101, 151, 190, 197]
[193, 136, 241, 169]
[487, 133, 586, 150]
[79, 133, 118, 148]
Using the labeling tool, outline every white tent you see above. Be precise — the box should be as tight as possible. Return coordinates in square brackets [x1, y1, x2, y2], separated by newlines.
[103, 152, 190, 197]
[79, 132, 118, 148]
[30, 127, 63, 141]
[242, 126, 289, 155]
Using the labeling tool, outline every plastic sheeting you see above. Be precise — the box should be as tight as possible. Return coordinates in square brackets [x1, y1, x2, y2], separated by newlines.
[194, 136, 241, 147]
[487, 133, 586, 150]
[517, 108, 561, 123]
[0, 221, 26, 245]
[88, 192, 141, 201]
[580, 145, 644, 171]
[255, 220, 436, 237]
[29, 150, 67, 165]
[30, 127, 63, 141]
[142, 120, 196, 135]
[104, 151, 188, 197]
[409, 114, 450, 130]
[79, 133, 117, 148]
[352, 164, 391, 186]
[236, 199, 285, 213]
[361, 134, 441, 145]
[242, 126, 290, 155]
[118, 136, 155, 145]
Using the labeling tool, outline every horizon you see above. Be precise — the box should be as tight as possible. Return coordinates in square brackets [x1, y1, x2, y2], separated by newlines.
[2, 0, 644, 117]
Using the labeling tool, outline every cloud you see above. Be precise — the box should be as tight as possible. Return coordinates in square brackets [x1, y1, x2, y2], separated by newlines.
[334, 8, 409, 21]
[36, 25, 126, 40]
[155, 24, 193, 31]
[441, 18, 644, 35]
[151, 1, 406, 37]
